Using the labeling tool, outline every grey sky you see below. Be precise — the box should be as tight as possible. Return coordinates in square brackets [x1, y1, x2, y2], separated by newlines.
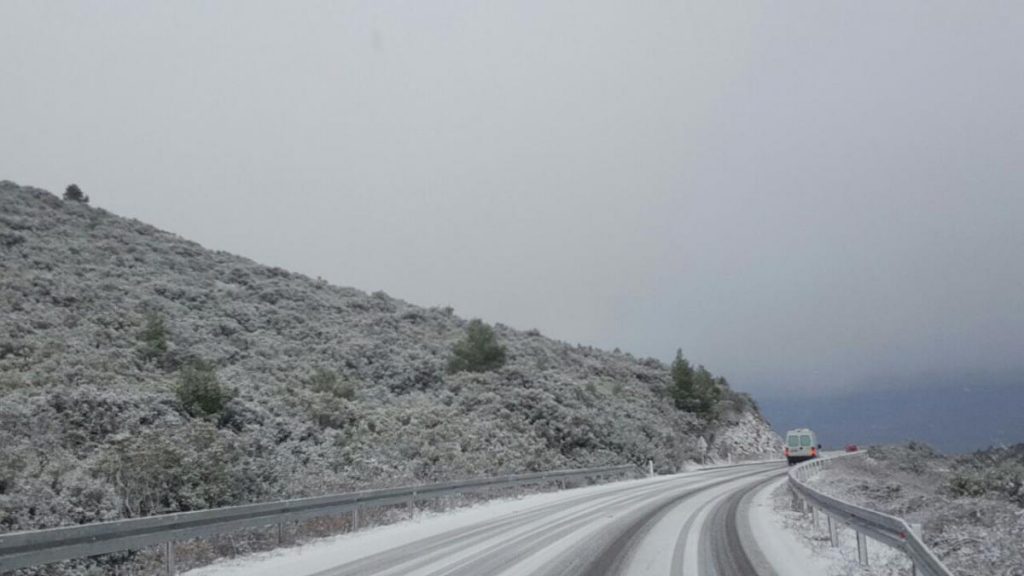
[3, 1, 1022, 397]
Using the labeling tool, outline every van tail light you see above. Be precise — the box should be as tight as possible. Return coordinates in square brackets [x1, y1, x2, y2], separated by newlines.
[811, 447, 817, 457]
[784, 447, 789, 456]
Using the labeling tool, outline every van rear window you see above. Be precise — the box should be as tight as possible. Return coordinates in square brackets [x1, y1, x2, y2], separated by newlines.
[801, 435, 812, 447]
[787, 436, 800, 448]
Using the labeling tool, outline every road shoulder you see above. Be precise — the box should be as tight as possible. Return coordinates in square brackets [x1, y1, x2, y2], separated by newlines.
[743, 476, 834, 576]
[747, 475, 917, 576]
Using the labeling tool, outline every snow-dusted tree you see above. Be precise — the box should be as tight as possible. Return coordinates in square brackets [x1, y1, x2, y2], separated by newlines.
[691, 365, 722, 420]
[176, 360, 229, 417]
[136, 312, 169, 364]
[447, 319, 507, 373]
[670, 350, 720, 420]
[670, 350, 694, 408]
[63, 183, 89, 203]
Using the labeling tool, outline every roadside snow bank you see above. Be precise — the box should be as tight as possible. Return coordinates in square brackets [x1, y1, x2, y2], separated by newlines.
[747, 477, 834, 576]
[758, 476, 913, 576]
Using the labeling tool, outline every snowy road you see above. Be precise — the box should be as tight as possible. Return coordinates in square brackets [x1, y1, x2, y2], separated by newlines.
[194, 462, 791, 576]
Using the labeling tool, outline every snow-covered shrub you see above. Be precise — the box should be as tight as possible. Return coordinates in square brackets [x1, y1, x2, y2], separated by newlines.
[447, 319, 507, 373]
[136, 312, 169, 365]
[948, 444, 1024, 507]
[307, 368, 356, 400]
[95, 423, 271, 516]
[176, 360, 230, 417]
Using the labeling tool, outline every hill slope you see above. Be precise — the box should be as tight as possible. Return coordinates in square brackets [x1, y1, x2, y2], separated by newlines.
[0, 181, 779, 533]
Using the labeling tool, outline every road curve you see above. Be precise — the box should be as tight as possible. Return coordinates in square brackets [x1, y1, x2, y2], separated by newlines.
[251, 462, 789, 576]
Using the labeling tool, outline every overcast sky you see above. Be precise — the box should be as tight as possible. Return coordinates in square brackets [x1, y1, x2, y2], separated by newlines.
[3, 1, 1022, 398]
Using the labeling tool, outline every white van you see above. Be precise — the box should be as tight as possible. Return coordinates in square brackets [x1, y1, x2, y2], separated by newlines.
[785, 428, 821, 465]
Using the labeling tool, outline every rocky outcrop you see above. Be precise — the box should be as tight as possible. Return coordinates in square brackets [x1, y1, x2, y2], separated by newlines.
[707, 411, 784, 462]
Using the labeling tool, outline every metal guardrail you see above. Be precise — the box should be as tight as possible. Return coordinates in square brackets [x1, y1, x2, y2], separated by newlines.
[0, 464, 636, 573]
[788, 453, 954, 576]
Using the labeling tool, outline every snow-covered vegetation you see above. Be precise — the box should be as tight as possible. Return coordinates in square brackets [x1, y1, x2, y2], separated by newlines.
[805, 445, 1024, 576]
[0, 181, 780, 572]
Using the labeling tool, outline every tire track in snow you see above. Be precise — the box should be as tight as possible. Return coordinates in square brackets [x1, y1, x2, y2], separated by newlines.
[702, 474, 780, 576]
[309, 467, 753, 576]
[576, 467, 782, 576]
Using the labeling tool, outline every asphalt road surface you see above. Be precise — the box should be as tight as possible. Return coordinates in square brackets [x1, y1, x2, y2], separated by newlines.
[287, 462, 788, 576]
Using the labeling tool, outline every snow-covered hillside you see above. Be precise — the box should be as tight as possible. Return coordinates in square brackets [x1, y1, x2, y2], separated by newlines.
[0, 181, 781, 542]
[805, 445, 1024, 576]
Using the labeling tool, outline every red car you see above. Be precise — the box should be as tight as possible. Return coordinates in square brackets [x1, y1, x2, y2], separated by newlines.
[845, 444, 859, 453]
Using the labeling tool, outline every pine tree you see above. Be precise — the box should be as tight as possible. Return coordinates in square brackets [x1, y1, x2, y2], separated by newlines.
[692, 365, 722, 419]
[63, 184, 89, 203]
[176, 360, 229, 417]
[670, 350, 721, 420]
[137, 312, 169, 363]
[447, 319, 507, 373]
[670, 350, 696, 411]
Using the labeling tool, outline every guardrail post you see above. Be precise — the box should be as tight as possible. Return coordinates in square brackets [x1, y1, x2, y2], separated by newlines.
[811, 506, 818, 528]
[790, 487, 806, 514]
[408, 490, 417, 516]
[352, 506, 360, 531]
[276, 522, 283, 545]
[165, 541, 176, 576]
[857, 531, 868, 565]
[910, 523, 922, 576]
[827, 515, 838, 547]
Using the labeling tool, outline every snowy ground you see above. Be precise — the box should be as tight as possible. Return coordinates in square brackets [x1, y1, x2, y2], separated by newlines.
[803, 449, 1024, 576]
[758, 476, 914, 576]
